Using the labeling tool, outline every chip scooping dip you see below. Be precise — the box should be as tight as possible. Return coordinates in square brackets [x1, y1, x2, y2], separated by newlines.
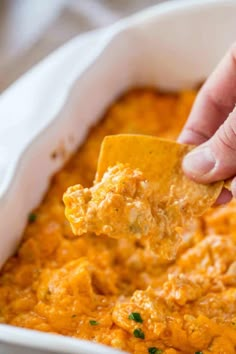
[63, 135, 224, 261]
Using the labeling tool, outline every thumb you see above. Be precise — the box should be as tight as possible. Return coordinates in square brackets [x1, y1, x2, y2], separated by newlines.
[182, 107, 236, 186]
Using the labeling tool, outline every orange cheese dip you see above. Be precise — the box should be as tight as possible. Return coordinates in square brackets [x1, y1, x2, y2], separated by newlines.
[1, 89, 236, 354]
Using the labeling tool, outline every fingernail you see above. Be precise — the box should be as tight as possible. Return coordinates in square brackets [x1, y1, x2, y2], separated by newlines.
[183, 146, 216, 178]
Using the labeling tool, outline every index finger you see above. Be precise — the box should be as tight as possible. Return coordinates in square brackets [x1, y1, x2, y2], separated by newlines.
[178, 44, 236, 145]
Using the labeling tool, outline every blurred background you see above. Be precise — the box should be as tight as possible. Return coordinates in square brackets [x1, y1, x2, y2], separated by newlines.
[0, 0, 168, 92]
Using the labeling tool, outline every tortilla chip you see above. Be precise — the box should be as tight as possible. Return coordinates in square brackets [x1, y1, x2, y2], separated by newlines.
[97, 134, 224, 216]
[64, 135, 225, 262]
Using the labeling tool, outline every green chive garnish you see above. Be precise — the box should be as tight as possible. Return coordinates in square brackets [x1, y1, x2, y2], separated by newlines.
[133, 328, 145, 339]
[28, 213, 37, 223]
[128, 312, 143, 323]
[89, 320, 99, 326]
[148, 348, 163, 354]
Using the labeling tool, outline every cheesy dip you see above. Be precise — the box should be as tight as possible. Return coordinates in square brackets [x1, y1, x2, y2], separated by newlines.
[0, 89, 236, 354]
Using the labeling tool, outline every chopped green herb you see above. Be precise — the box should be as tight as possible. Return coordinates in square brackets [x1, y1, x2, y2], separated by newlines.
[148, 348, 163, 354]
[195, 352, 203, 354]
[128, 312, 143, 323]
[133, 328, 145, 339]
[89, 320, 99, 326]
[28, 213, 37, 223]
[71, 314, 77, 318]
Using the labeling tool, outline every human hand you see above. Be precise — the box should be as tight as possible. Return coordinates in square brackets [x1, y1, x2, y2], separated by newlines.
[178, 44, 236, 203]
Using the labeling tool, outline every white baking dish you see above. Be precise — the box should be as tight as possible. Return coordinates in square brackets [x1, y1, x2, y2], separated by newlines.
[1, 0, 236, 353]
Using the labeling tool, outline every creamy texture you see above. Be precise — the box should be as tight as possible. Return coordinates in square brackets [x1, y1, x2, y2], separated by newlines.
[64, 164, 157, 240]
[0, 89, 236, 354]
[63, 163, 185, 261]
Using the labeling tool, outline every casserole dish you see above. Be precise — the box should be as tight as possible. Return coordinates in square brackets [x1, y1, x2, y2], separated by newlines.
[1, 0, 236, 353]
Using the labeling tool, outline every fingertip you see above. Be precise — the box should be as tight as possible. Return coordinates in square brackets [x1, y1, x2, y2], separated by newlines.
[177, 130, 190, 144]
[214, 188, 232, 206]
[181, 144, 216, 183]
[177, 130, 196, 145]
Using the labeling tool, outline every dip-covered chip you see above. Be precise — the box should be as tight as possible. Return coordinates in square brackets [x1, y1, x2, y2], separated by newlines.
[96, 135, 223, 217]
[63, 136, 223, 262]
[64, 164, 156, 240]
[64, 163, 186, 260]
